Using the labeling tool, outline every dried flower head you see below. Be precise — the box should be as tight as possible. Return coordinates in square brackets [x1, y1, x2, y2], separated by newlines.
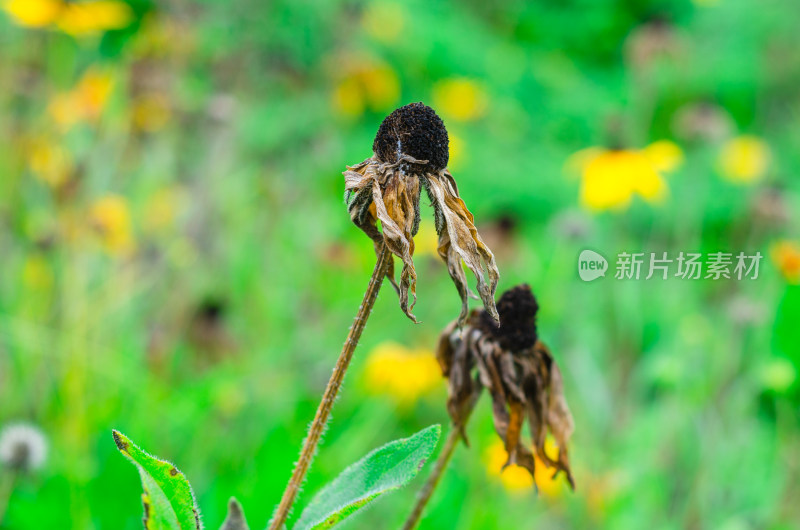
[344, 102, 499, 324]
[0, 422, 48, 472]
[437, 284, 575, 490]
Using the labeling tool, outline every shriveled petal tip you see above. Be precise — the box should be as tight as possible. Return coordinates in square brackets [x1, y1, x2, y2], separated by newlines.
[425, 172, 500, 325]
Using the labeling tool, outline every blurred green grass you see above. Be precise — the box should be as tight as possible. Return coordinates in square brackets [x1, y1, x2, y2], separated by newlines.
[1, 0, 800, 528]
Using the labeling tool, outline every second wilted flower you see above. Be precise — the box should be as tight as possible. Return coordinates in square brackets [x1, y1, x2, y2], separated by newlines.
[344, 102, 499, 324]
[438, 284, 575, 489]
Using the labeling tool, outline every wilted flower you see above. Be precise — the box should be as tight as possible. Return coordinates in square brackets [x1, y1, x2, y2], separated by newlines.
[0, 422, 48, 472]
[672, 101, 733, 143]
[718, 136, 771, 184]
[437, 284, 575, 490]
[549, 209, 593, 241]
[624, 18, 684, 71]
[363, 342, 441, 404]
[726, 294, 766, 326]
[344, 102, 499, 324]
[751, 186, 790, 227]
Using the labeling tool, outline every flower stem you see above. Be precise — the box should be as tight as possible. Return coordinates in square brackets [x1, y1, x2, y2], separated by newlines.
[0, 471, 17, 524]
[401, 391, 480, 530]
[269, 244, 392, 530]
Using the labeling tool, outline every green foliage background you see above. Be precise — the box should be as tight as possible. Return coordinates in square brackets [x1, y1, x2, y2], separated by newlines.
[1, 0, 799, 528]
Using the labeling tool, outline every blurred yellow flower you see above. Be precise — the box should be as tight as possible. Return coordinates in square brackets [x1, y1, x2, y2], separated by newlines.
[57, 1, 132, 36]
[22, 255, 54, 291]
[771, 240, 800, 283]
[27, 137, 73, 188]
[363, 342, 440, 404]
[432, 78, 488, 122]
[484, 439, 566, 497]
[448, 133, 465, 170]
[89, 195, 134, 256]
[414, 220, 439, 259]
[49, 67, 114, 129]
[2, 0, 61, 27]
[718, 136, 771, 184]
[332, 61, 400, 117]
[132, 93, 171, 132]
[3, 0, 132, 35]
[642, 139, 684, 173]
[579, 148, 667, 211]
[361, 2, 405, 44]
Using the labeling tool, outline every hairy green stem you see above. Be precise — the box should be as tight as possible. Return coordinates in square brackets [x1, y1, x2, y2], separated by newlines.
[269, 245, 392, 530]
[402, 391, 480, 530]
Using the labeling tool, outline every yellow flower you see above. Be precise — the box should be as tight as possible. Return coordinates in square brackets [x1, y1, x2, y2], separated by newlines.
[361, 65, 400, 111]
[3, 0, 132, 35]
[49, 67, 114, 129]
[361, 2, 405, 44]
[563, 147, 604, 177]
[27, 136, 73, 188]
[432, 78, 488, 122]
[771, 240, 800, 283]
[332, 77, 364, 117]
[89, 195, 134, 256]
[447, 133, 465, 170]
[718, 136, 771, 183]
[579, 149, 667, 211]
[642, 139, 684, 173]
[57, 1, 133, 36]
[2, 0, 61, 27]
[332, 62, 400, 117]
[363, 342, 440, 404]
[484, 439, 566, 497]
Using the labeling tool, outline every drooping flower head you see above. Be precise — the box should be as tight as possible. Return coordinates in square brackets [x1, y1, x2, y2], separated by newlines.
[0, 422, 48, 473]
[437, 284, 575, 490]
[344, 102, 499, 324]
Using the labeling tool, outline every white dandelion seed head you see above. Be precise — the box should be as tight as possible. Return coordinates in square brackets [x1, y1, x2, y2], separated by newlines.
[0, 422, 48, 472]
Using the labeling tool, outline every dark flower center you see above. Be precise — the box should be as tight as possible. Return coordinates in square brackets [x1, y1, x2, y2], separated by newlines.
[373, 102, 449, 172]
[480, 284, 539, 351]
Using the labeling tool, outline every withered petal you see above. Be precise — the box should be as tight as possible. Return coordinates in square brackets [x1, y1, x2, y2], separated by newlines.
[425, 172, 500, 325]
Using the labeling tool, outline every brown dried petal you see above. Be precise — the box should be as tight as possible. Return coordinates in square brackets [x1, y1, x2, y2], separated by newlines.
[344, 156, 421, 322]
[426, 172, 499, 326]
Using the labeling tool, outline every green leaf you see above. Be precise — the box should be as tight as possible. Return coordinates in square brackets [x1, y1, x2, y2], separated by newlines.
[112, 430, 201, 530]
[220, 497, 249, 530]
[293, 424, 441, 530]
